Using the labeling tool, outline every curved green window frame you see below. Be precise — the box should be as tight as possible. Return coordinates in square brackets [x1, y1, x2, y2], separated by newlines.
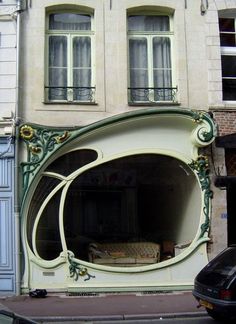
[27, 152, 201, 267]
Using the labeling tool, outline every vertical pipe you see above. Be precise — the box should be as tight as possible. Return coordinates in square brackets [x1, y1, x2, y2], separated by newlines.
[184, 0, 190, 107]
[14, 0, 22, 296]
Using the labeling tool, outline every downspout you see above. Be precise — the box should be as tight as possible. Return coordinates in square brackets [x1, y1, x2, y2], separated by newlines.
[14, 0, 24, 296]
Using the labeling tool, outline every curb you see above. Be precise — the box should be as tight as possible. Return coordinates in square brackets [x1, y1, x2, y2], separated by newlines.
[31, 311, 207, 322]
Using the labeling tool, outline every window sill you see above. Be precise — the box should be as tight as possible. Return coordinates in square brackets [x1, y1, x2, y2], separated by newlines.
[43, 101, 98, 106]
[209, 102, 236, 111]
[128, 102, 180, 107]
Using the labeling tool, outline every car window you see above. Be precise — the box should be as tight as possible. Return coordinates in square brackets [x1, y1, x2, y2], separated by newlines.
[0, 310, 37, 324]
[0, 313, 13, 324]
[197, 247, 236, 287]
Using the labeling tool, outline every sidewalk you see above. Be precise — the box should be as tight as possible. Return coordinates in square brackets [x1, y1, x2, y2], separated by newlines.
[0, 291, 206, 322]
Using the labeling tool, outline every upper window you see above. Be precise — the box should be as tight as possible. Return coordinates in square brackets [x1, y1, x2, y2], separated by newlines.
[219, 17, 236, 101]
[128, 15, 176, 104]
[45, 12, 95, 103]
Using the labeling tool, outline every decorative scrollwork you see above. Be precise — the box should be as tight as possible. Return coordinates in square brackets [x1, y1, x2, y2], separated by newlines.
[19, 124, 71, 193]
[68, 253, 95, 282]
[189, 155, 213, 238]
[191, 111, 215, 144]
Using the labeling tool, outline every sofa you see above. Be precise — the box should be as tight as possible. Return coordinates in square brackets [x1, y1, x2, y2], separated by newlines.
[88, 241, 161, 266]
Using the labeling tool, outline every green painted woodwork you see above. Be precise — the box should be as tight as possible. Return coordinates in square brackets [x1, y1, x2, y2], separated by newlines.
[19, 108, 217, 286]
[20, 125, 71, 194]
[19, 108, 216, 199]
[188, 155, 213, 238]
[68, 252, 95, 282]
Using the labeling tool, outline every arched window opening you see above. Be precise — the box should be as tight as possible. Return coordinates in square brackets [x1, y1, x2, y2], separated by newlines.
[27, 176, 61, 251]
[36, 188, 62, 260]
[27, 153, 200, 265]
[45, 9, 95, 103]
[45, 149, 98, 175]
[63, 154, 200, 266]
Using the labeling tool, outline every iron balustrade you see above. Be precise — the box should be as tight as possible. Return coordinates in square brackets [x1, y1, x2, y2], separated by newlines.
[45, 86, 96, 102]
[128, 87, 178, 103]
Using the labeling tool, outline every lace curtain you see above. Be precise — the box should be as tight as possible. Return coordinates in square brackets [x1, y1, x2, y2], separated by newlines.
[48, 13, 91, 101]
[128, 15, 172, 101]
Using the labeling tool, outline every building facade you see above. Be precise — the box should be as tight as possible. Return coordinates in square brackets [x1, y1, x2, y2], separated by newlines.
[0, 0, 18, 295]
[2, 0, 236, 295]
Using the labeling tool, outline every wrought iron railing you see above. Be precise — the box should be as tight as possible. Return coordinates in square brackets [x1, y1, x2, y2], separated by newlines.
[45, 86, 96, 102]
[128, 87, 178, 104]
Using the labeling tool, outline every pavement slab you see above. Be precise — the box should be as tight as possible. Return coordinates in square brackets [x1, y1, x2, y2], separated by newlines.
[0, 291, 207, 321]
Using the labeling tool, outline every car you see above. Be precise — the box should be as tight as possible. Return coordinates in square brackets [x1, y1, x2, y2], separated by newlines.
[192, 245, 236, 322]
[0, 309, 38, 324]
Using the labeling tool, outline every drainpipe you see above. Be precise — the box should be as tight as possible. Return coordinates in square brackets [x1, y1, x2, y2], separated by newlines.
[14, 0, 24, 296]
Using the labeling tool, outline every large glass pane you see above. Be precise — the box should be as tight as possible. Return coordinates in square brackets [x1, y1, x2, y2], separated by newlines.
[219, 18, 236, 46]
[153, 37, 172, 101]
[45, 149, 98, 176]
[129, 38, 147, 69]
[62, 154, 198, 265]
[219, 18, 235, 32]
[221, 55, 236, 77]
[223, 79, 236, 100]
[36, 188, 63, 260]
[73, 37, 91, 101]
[220, 33, 236, 46]
[27, 177, 61, 251]
[153, 37, 171, 69]
[48, 36, 67, 100]
[129, 38, 148, 101]
[73, 37, 91, 68]
[49, 13, 91, 31]
[222, 55, 236, 100]
[128, 15, 169, 32]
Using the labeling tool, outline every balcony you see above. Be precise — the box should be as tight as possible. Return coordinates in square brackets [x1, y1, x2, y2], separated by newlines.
[45, 86, 96, 103]
[128, 87, 178, 105]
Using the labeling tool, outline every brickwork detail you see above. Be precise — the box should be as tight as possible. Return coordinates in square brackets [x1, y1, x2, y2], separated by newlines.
[213, 111, 236, 136]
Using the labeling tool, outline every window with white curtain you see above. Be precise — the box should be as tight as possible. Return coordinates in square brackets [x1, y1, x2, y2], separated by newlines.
[128, 15, 176, 104]
[45, 12, 95, 103]
[219, 16, 236, 101]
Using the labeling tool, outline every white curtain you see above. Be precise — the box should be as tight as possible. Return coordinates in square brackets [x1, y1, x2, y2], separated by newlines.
[48, 13, 91, 101]
[129, 38, 148, 89]
[128, 15, 169, 32]
[153, 37, 172, 100]
[49, 13, 91, 31]
[73, 37, 91, 101]
[49, 36, 67, 100]
[128, 15, 172, 101]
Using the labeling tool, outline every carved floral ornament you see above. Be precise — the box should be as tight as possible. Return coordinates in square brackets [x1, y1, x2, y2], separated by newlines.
[20, 125, 34, 141]
[19, 124, 71, 193]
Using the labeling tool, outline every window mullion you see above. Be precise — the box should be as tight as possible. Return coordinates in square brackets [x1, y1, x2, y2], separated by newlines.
[234, 18, 236, 45]
[67, 34, 73, 101]
[149, 35, 154, 88]
[148, 35, 154, 102]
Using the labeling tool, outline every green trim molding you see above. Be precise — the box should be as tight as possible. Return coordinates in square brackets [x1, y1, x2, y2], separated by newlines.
[19, 108, 216, 198]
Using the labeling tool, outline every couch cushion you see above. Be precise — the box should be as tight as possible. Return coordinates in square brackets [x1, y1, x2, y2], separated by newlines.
[89, 241, 160, 265]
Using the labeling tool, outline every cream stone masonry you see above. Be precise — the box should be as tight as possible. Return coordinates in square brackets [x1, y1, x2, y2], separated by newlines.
[15, 0, 235, 293]
[0, 1, 17, 128]
[20, 0, 216, 126]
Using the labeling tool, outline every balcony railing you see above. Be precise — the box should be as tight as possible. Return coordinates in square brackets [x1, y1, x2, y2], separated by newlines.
[45, 86, 96, 103]
[128, 87, 178, 104]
